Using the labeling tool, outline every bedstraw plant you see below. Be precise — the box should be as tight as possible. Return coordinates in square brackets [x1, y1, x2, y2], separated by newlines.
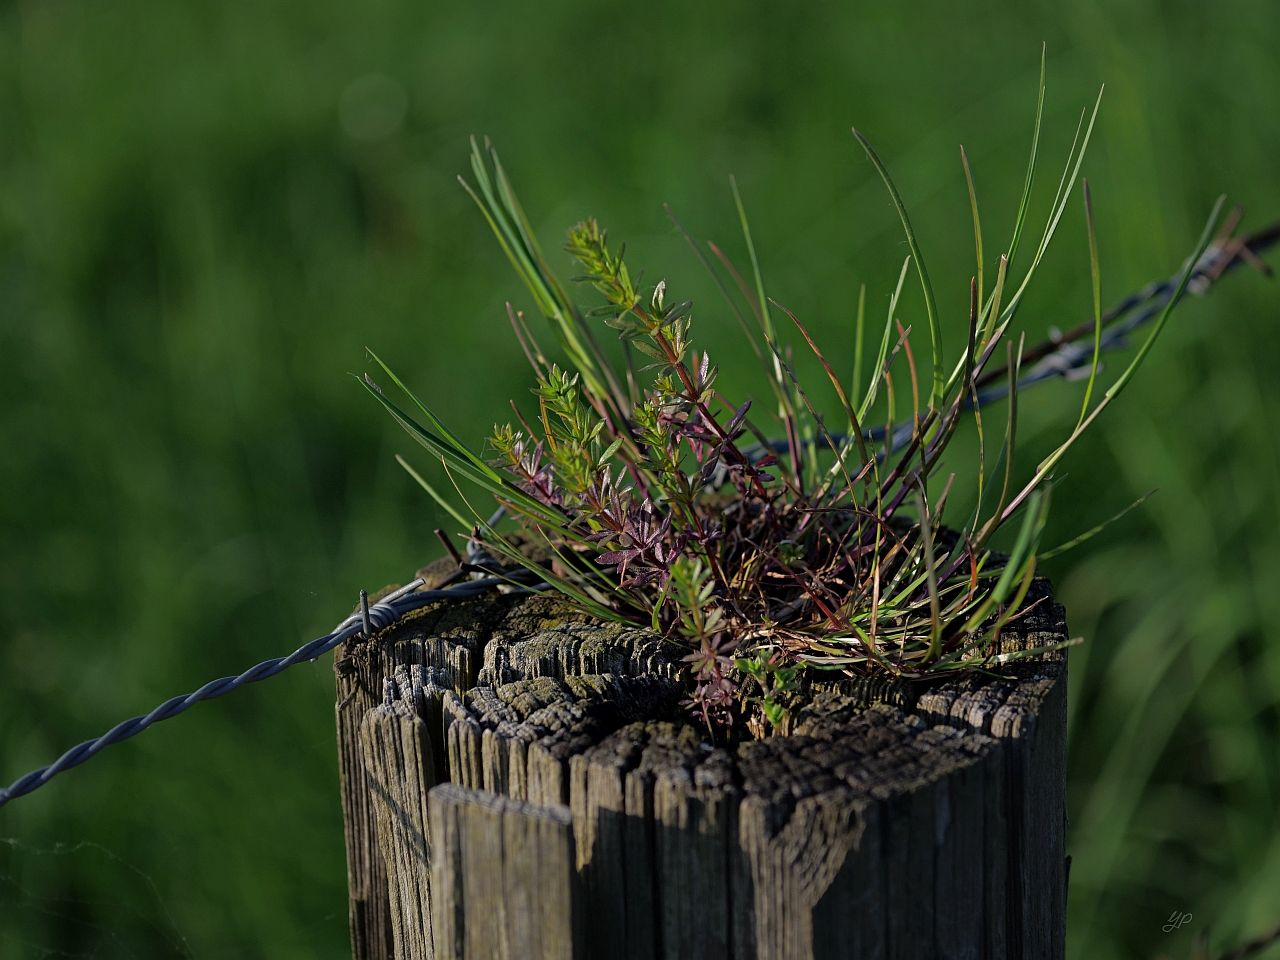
[365, 60, 1230, 737]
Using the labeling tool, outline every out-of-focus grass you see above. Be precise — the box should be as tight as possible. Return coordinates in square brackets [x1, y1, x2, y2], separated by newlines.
[0, 1, 1276, 958]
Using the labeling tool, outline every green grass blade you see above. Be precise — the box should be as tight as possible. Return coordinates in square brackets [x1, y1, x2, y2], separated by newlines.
[774, 298, 870, 469]
[484, 528, 632, 625]
[666, 203, 764, 361]
[981, 255, 1008, 347]
[667, 204, 798, 419]
[998, 195, 1226, 523]
[489, 147, 550, 269]
[730, 176, 783, 391]
[993, 485, 1049, 603]
[459, 173, 558, 318]
[1078, 178, 1103, 424]
[966, 376, 988, 534]
[461, 139, 624, 415]
[1006, 46, 1046, 269]
[361, 373, 571, 532]
[977, 336, 1022, 545]
[858, 256, 910, 422]
[1036, 490, 1155, 561]
[941, 273, 981, 399]
[852, 283, 867, 411]
[396, 455, 473, 530]
[852, 127, 944, 410]
[366, 350, 504, 482]
[766, 330, 860, 493]
[961, 144, 985, 311]
[962, 485, 1049, 635]
[399, 446, 633, 626]
[1102, 194, 1226, 402]
[916, 488, 943, 658]
[489, 145, 630, 411]
[996, 87, 1105, 333]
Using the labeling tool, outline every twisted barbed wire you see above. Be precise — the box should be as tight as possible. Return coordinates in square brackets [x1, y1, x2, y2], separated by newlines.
[974, 210, 1277, 403]
[749, 213, 1278, 460]
[0, 561, 528, 810]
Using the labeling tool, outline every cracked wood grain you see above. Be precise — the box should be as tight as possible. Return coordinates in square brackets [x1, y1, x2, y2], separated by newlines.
[339, 578, 1069, 960]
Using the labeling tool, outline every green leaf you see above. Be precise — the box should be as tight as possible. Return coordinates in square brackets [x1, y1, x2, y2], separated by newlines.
[396, 455, 472, 530]
[1037, 490, 1155, 561]
[853, 128, 944, 411]
[961, 144, 985, 311]
[998, 194, 1226, 523]
[858, 256, 911, 423]
[631, 339, 666, 361]
[730, 175, 784, 396]
[1006, 46, 1046, 269]
[367, 351, 505, 483]
[852, 283, 867, 412]
[995, 86, 1105, 335]
[597, 437, 624, 467]
[1102, 194, 1226, 403]
[1078, 178, 1103, 425]
[361, 372, 570, 535]
[462, 139, 629, 417]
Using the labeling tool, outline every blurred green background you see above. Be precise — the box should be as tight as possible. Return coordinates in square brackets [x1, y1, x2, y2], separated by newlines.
[1, 0, 1277, 957]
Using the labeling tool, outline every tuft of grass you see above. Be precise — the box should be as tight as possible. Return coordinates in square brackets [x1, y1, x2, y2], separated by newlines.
[368, 67, 1253, 738]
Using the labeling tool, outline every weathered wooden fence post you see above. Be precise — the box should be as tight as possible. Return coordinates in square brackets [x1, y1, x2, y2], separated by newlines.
[336, 558, 1067, 960]
[429, 784, 583, 960]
